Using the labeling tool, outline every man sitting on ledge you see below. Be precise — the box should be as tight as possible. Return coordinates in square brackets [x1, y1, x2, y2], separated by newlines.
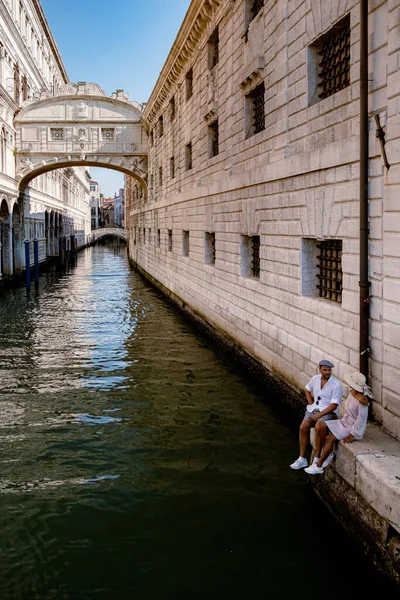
[290, 359, 343, 470]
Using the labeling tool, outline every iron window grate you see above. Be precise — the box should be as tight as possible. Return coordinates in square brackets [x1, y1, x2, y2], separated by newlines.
[50, 128, 64, 141]
[209, 28, 219, 69]
[316, 240, 343, 302]
[252, 83, 265, 134]
[252, 235, 260, 278]
[182, 230, 189, 256]
[318, 16, 350, 100]
[101, 128, 115, 142]
[250, 0, 263, 22]
[186, 68, 193, 100]
[210, 232, 216, 264]
[210, 120, 219, 157]
[186, 142, 192, 170]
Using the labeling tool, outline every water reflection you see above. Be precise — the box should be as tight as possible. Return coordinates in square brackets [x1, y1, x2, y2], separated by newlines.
[0, 246, 394, 600]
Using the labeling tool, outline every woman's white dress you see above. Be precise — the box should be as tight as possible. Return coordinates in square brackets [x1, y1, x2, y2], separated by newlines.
[327, 392, 369, 440]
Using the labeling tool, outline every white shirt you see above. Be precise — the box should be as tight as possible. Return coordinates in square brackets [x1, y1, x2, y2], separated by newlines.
[305, 374, 343, 415]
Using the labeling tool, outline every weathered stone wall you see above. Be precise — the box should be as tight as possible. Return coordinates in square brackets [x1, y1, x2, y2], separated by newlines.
[128, 0, 400, 581]
[130, 0, 400, 441]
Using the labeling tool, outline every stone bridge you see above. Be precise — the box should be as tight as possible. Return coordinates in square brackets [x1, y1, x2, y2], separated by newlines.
[91, 228, 128, 243]
[14, 82, 148, 191]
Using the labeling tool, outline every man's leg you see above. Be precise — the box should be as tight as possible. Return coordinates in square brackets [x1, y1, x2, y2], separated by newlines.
[315, 420, 328, 458]
[299, 419, 313, 458]
[316, 433, 337, 468]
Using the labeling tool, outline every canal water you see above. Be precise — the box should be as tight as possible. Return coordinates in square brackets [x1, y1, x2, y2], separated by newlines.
[0, 246, 394, 599]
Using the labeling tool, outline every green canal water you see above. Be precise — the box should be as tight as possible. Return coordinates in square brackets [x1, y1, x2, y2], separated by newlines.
[0, 245, 394, 599]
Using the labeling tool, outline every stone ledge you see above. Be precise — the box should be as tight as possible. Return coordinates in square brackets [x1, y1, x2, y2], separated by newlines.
[311, 423, 400, 534]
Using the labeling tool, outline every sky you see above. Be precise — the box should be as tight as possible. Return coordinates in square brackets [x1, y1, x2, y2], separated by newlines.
[40, 0, 191, 196]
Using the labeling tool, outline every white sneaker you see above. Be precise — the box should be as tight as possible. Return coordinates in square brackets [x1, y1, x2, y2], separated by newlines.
[312, 457, 320, 465]
[322, 453, 335, 468]
[304, 463, 324, 475]
[290, 457, 308, 470]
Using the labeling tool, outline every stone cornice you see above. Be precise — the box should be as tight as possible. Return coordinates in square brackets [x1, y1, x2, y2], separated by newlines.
[0, 2, 64, 92]
[31, 0, 68, 83]
[0, 84, 19, 113]
[143, 0, 223, 127]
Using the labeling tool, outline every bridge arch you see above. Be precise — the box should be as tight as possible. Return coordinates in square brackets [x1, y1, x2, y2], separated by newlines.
[91, 228, 128, 243]
[14, 82, 148, 192]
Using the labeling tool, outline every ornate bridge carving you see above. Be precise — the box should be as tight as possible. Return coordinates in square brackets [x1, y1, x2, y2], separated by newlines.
[14, 82, 148, 190]
[91, 228, 128, 242]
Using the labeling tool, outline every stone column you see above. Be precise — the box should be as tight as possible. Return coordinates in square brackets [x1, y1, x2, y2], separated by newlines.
[8, 212, 13, 276]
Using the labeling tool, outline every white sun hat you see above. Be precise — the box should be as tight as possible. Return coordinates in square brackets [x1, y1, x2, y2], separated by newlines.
[345, 372, 373, 398]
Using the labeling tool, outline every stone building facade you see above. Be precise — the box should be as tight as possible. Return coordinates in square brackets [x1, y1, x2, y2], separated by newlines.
[0, 0, 91, 280]
[128, 0, 400, 439]
[127, 0, 400, 578]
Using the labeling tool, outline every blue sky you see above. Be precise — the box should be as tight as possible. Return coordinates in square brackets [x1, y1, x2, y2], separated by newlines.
[41, 0, 191, 196]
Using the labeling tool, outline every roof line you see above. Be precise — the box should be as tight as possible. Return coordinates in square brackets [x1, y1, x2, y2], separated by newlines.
[31, 0, 69, 84]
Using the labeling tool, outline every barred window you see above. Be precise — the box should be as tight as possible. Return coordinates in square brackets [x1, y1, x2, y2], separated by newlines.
[245, 0, 264, 35]
[317, 16, 350, 100]
[316, 240, 343, 302]
[208, 27, 219, 70]
[50, 128, 64, 141]
[241, 235, 260, 278]
[246, 82, 265, 137]
[159, 115, 164, 137]
[308, 15, 350, 105]
[159, 166, 163, 186]
[205, 232, 216, 265]
[101, 128, 115, 142]
[157, 229, 161, 248]
[209, 120, 219, 158]
[170, 96, 176, 121]
[250, 0, 263, 22]
[168, 229, 173, 252]
[186, 68, 193, 100]
[185, 142, 192, 171]
[170, 156, 175, 179]
[182, 230, 189, 257]
[252, 236, 260, 278]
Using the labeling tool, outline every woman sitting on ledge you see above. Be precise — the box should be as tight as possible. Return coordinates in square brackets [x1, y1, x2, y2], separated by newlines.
[305, 372, 372, 476]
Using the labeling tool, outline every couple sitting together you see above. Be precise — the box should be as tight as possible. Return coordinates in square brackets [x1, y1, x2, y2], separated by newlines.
[290, 359, 372, 475]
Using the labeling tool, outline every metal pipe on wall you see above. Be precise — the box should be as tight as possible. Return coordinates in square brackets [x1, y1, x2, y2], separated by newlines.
[359, 0, 370, 379]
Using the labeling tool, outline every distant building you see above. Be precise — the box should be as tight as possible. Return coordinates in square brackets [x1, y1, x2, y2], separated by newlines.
[114, 188, 125, 228]
[89, 180, 101, 230]
[102, 197, 114, 227]
[0, 0, 91, 280]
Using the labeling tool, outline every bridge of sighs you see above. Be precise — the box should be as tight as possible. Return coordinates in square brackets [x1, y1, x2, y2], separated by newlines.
[1, 82, 148, 278]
